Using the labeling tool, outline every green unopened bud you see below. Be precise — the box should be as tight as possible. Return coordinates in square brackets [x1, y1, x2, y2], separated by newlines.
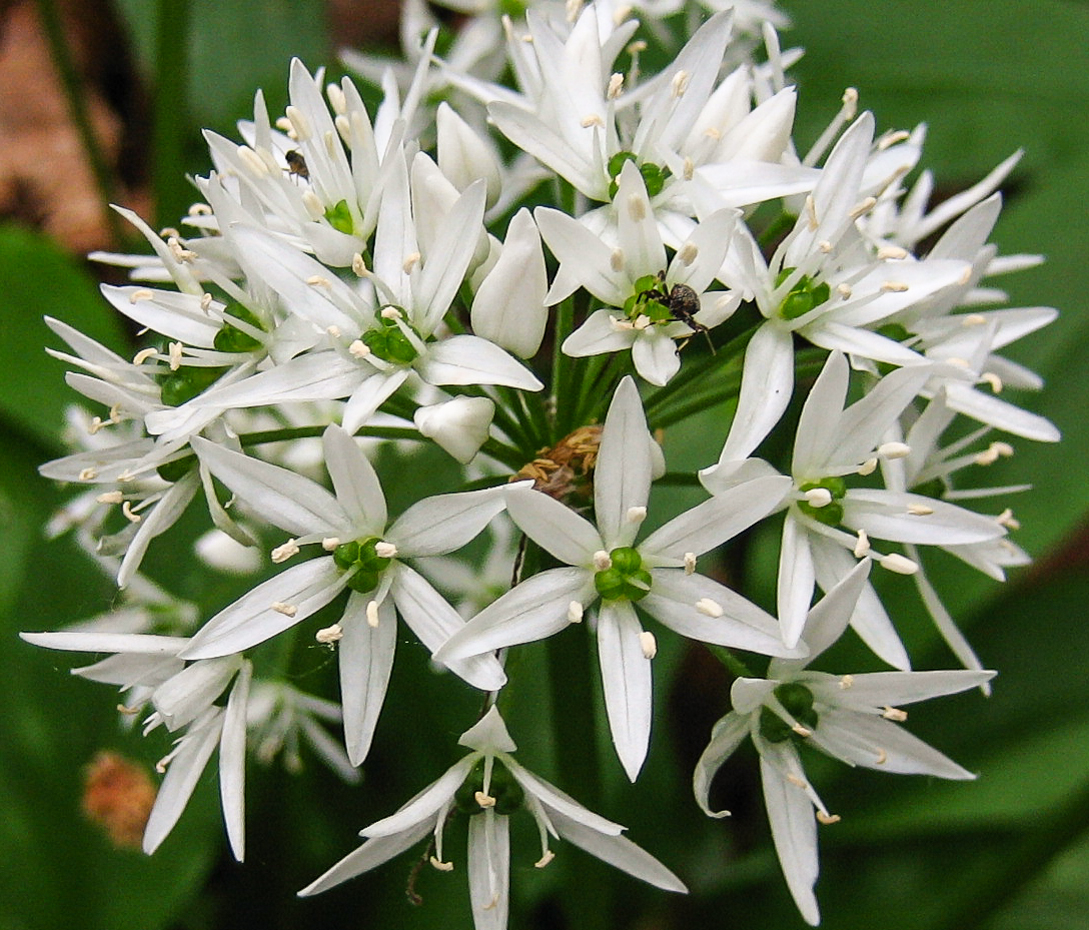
[324, 199, 355, 235]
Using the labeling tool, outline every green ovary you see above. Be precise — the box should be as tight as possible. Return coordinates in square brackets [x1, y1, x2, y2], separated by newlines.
[776, 268, 831, 321]
[759, 682, 820, 743]
[333, 537, 392, 593]
[594, 547, 652, 602]
[796, 476, 847, 527]
[361, 312, 421, 364]
[455, 758, 525, 816]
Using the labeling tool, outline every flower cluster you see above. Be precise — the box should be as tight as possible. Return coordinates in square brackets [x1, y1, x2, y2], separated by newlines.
[25, 1, 1056, 926]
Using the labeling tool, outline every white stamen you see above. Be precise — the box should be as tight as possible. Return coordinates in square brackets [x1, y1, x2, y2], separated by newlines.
[639, 630, 657, 659]
[580, 114, 604, 128]
[626, 506, 647, 524]
[301, 190, 324, 219]
[375, 542, 397, 559]
[306, 275, 331, 287]
[78, 467, 97, 481]
[129, 288, 154, 304]
[274, 115, 295, 137]
[838, 674, 855, 689]
[322, 537, 341, 550]
[961, 313, 987, 326]
[786, 773, 808, 789]
[850, 196, 877, 219]
[878, 129, 910, 150]
[818, 239, 833, 253]
[326, 325, 342, 338]
[96, 490, 124, 505]
[381, 306, 402, 320]
[285, 105, 311, 141]
[593, 550, 612, 571]
[792, 724, 812, 737]
[402, 252, 421, 274]
[237, 145, 269, 177]
[351, 253, 368, 276]
[611, 3, 631, 25]
[475, 791, 496, 809]
[842, 86, 859, 118]
[804, 487, 833, 508]
[882, 706, 908, 722]
[168, 342, 183, 371]
[133, 347, 157, 365]
[683, 552, 696, 575]
[326, 82, 346, 114]
[607, 73, 624, 99]
[878, 441, 911, 459]
[271, 538, 300, 563]
[878, 246, 908, 260]
[683, 156, 694, 181]
[567, 601, 584, 624]
[349, 340, 370, 359]
[271, 601, 297, 617]
[671, 70, 690, 97]
[981, 372, 1003, 393]
[610, 248, 625, 272]
[535, 850, 555, 868]
[907, 503, 934, 516]
[334, 113, 351, 144]
[316, 624, 342, 644]
[853, 530, 870, 558]
[881, 280, 909, 293]
[879, 553, 918, 575]
[837, 283, 853, 299]
[188, 202, 212, 216]
[816, 811, 841, 825]
[632, 314, 651, 331]
[998, 508, 1020, 530]
[857, 457, 878, 476]
[200, 292, 213, 311]
[627, 194, 646, 222]
[874, 748, 888, 765]
[696, 597, 724, 618]
[804, 195, 818, 231]
[366, 600, 380, 628]
[430, 856, 454, 872]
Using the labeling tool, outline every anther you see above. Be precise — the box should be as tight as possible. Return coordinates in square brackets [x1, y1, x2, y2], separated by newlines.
[877, 130, 910, 150]
[168, 342, 184, 371]
[839, 674, 855, 689]
[639, 630, 657, 659]
[375, 542, 397, 559]
[78, 467, 97, 481]
[349, 340, 370, 359]
[326, 82, 346, 114]
[878, 246, 908, 260]
[316, 624, 343, 644]
[607, 73, 624, 99]
[696, 598, 724, 618]
[535, 850, 555, 868]
[818, 239, 833, 253]
[271, 539, 300, 563]
[981, 372, 1003, 393]
[273, 115, 295, 136]
[593, 550, 612, 571]
[786, 773, 808, 789]
[632, 314, 651, 330]
[626, 506, 647, 524]
[580, 114, 604, 128]
[160, 227, 180, 239]
[200, 292, 213, 311]
[804, 195, 818, 231]
[880, 281, 909, 293]
[610, 248, 625, 272]
[301, 191, 324, 220]
[849, 196, 877, 219]
[837, 283, 853, 299]
[188, 202, 212, 216]
[366, 601, 380, 628]
[403, 252, 421, 274]
[475, 791, 496, 809]
[684, 552, 696, 575]
[853, 530, 870, 558]
[882, 706, 908, 722]
[121, 501, 141, 523]
[430, 856, 454, 872]
[683, 156, 694, 181]
[351, 253, 368, 276]
[627, 194, 647, 222]
[816, 811, 841, 825]
[284, 105, 311, 141]
[874, 748, 888, 764]
[792, 724, 812, 737]
[857, 457, 878, 476]
[961, 313, 987, 326]
[907, 503, 934, 516]
[567, 601, 584, 624]
[133, 348, 157, 365]
[677, 243, 699, 266]
[998, 508, 1020, 530]
[322, 537, 340, 550]
[842, 87, 859, 118]
[96, 490, 124, 505]
[271, 602, 297, 617]
[327, 325, 342, 338]
[879, 553, 918, 575]
[381, 306, 402, 320]
[804, 487, 833, 509]
[129, 289, 154, 304]
[306, 275, 331, 287]
[671, 70, 690, 98]
[237, 145, 269, 177]
[878, 441, 910, 459]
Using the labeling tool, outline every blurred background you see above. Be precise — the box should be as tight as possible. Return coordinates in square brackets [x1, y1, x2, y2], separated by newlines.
[2, 1, 1088, 928]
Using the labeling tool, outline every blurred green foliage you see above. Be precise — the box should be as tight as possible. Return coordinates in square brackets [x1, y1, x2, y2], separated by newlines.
[3, 1, 1087, 929]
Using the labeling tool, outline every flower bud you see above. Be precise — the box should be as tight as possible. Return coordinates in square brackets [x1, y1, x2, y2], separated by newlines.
[414, 396, 496, 463]
[436, 102, 503, 210]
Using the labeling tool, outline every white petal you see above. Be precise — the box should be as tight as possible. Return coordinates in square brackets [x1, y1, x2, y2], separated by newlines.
[505, 759, 622, 835]
[364, 756, 477, 838]
[561, 309, 637, 357]
[416, 181, 487, 332]
[180, 559, 349, 659]
[776, 515, 816, 650]
[185, 352, 364, 410]
[339, 593, 397, 766]
[534, 207, 626, 306]
[19, 631, 189, 654]
[595, 377, 652, 548]
[117, 472, 200, 588]
[841, 490, 1006, 545]
[615, 160, 666, 280]
[390, 563, 507, 691]
[389, 487, 506, 557]
[597, 600, 653, 782]
[642, 570, 798, 657]
[792, 351, 849, 479]
[503, 486, 602, 566]
[143, 710, 225, 854]
[459, 704, 517, 754]
[414, 395, 495, 463]
[191, 437, 350, 537]
[810, 710, 975, 779]
[550, 808, 687, 892]
[220, 660, 252, 861]
[942, 382, 1060, 442]
[101, 285, 221, 347]
[793, 559, 871, 663]
[468, 811, 509, 930]
[809, 669, 995, 710]
[640, 475, 791, 563]
[693, 712, 749, 818]
[759, 751, 821, 926]
[153, 655, 241, 731]
[631, 328, 681, 387]
[435, 567, 597, 661]
[418, 335, 543, 390]
[342, 368, 410, 433]
[322, 424, 388, 531]
[297, 818, 437, 896]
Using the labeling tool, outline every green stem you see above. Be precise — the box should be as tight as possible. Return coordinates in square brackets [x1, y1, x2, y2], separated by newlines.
[929, 775, 1089, 930]
[644, 322, 757, 415]
[707, 644, 755, 680]
[551, 297, 577, 435]
[152, 0, 192, 229]
[34, 0, 123, 243]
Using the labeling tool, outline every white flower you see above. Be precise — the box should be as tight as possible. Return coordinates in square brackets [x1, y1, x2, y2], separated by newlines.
[693, 560, 994, 925]
[187, 424, 507, 764]
[437, 377, 798, 780]
[299, 705, 686, 927]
